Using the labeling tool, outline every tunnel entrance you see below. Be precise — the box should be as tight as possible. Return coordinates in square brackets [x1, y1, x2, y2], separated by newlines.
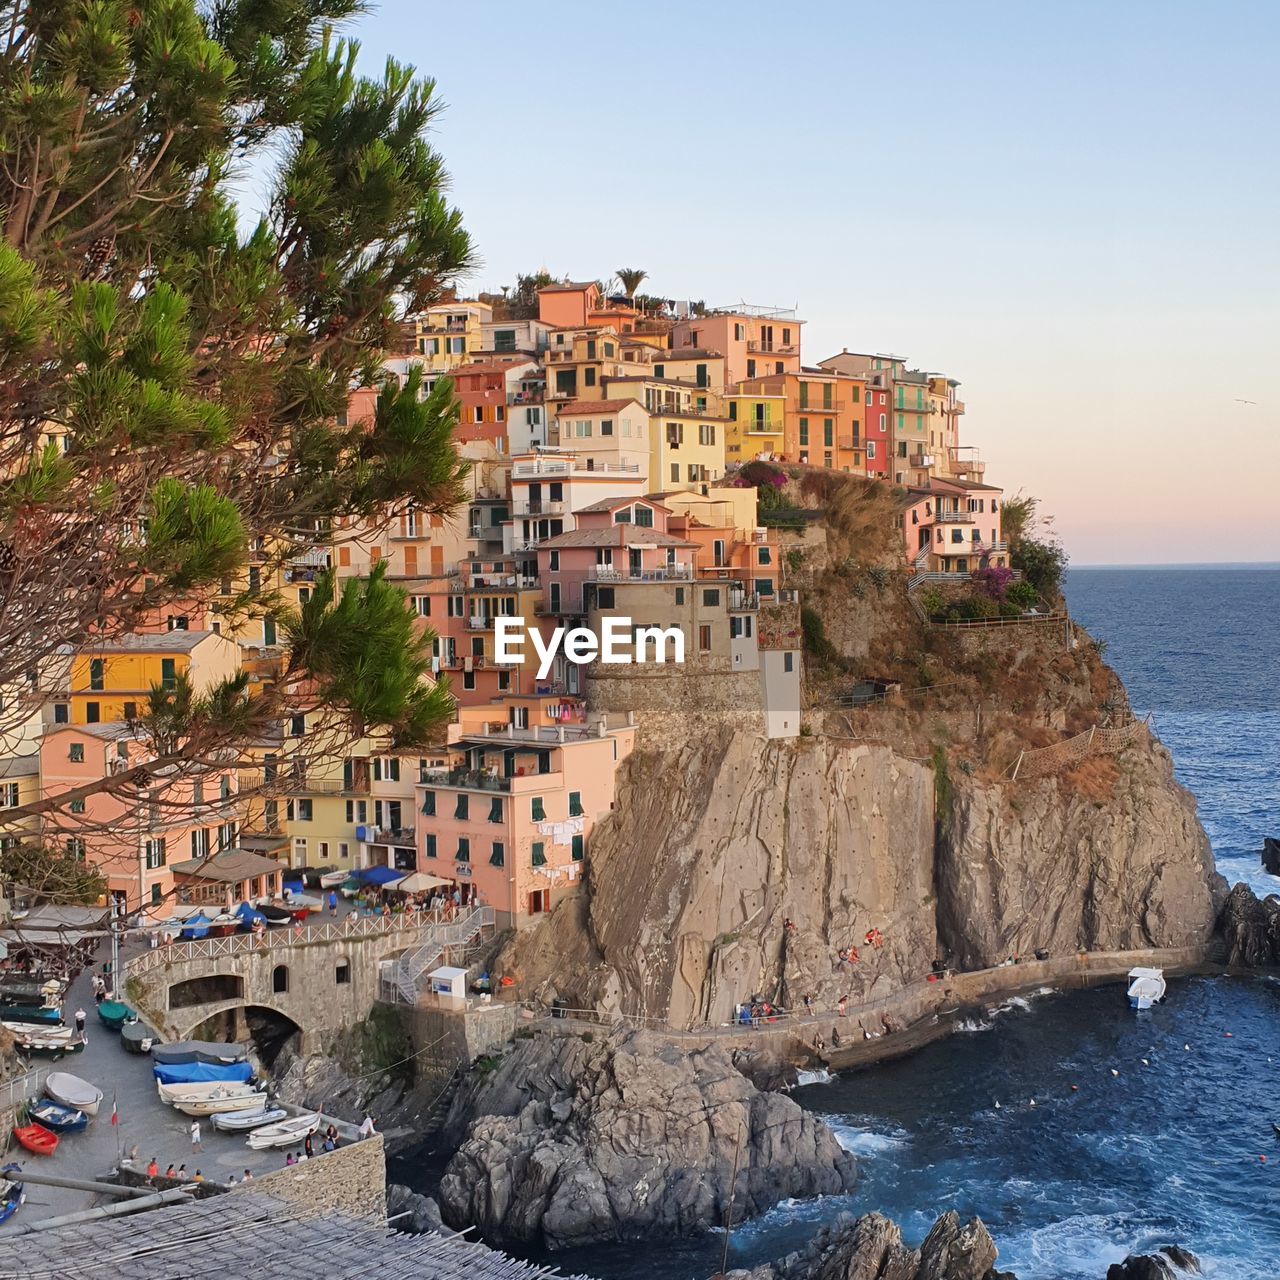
[244, 1005, 302, 1070]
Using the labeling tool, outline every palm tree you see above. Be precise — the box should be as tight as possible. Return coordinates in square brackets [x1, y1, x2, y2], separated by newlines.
[616, 267, 648, 299]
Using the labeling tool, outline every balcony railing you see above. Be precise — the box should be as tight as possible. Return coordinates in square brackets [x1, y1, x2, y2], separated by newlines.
[729, 590, 760, 611]
[512, 500, 565, 516]
[467, 616, 496, 630]
[586, 564, 693, 583]
[839, 439, 863, 452]
[743, 419, 783, 434]
[746, 341, 799, 354]
[934, 510, 973, 523]
[511, 459, 640, 478]
[647, 399, 720, 418]
[239, 770, 369, 796]
[797, 400, 844, 414]
[364, 825, 416, 846]
[910, 453, 936, 468]
[420, 768, 519, 793]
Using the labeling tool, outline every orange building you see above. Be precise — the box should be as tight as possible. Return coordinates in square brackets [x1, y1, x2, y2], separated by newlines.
[670, 308, 804, 385]
[738, 369, 868, 473]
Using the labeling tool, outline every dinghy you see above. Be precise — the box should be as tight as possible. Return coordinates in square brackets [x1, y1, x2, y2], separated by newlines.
[120, 1020, 159, 1054]
[28, 1099, 88, 1133]
[97, 1000, 136, 1030]
[1126, 967, 1167, 1011]
[13, 1123, 58, 1156]
[211, 1105, 288, 1133]
[156, 1080, 261, 1106]
[172, 1089, 269, 1117]
[245, 1112, 320, 1150]
[6, 1028, 86, 1057]
[44, 1071, 103, 1117]
[0, 1004, 62, 1025]
[0, 1166, 25, 1225]
[151, 1040, 249, 1067]
[153, 1059, 253, 1086]
[2, 1021, 76, 1042]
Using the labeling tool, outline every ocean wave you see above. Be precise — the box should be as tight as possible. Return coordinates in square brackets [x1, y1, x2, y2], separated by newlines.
[823, 1117, 911, 1157]
[957, 1016, 994, 1033]
[793, 1068, 833, 1088]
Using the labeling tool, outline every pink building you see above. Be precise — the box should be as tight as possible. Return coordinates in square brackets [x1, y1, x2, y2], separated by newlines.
[670, 309, 803, 386]
[39, 723, 244, 913]
[416, 703, 634, 927]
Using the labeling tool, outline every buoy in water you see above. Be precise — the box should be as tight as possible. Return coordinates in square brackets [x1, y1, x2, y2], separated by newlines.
[994, 1101, 1001, 1109]
[1225, 1032, 1234, 1038]
[1029, 1099, 1036, 1107]
[1184, 1044, 1191, 1051]
[1141, 1058, 1149, 1066]
[1070, 1084, 1079, 1092]
[1111, 1069, 1119, 1077]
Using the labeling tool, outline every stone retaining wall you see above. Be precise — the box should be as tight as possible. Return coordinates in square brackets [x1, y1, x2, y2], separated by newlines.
[231, 1133, 386, 1220]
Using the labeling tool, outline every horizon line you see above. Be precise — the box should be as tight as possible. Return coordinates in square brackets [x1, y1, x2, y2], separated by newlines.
[1069, 560, 1280, 570]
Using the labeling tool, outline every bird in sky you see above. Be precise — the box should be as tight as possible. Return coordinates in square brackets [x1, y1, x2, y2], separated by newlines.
[1233, 398, 1257, 405]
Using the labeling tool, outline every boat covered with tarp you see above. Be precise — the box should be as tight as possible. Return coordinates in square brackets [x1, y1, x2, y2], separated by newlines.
[152, 1040, 249, 1067]
[44, 1072, 102, 1116]
[120, 1019, 160, 1054]
[156, 1080, 261, 1106]
[153, 1059, 253, 1086]
[211, 1105, 287, 1132]
[0, 1164, 24, 1224]
[97, 999, 136, 1030]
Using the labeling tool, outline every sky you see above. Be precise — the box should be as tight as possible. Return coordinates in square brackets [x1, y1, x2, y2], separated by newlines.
[307, 0, 1279, 566]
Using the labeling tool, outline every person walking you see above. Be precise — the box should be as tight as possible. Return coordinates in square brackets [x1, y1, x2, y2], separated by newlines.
[164, 1164, 175, 1178]
[357, 1114, 376, 1139]
[190, 1119, 202, 1152]
[303, 1133, 314, 1159]
[328, 890, 338, 917]
[146, 1157, 158, 1179]
[74, 1007, 86, 1035]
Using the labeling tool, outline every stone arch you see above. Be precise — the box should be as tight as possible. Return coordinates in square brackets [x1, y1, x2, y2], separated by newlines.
[189, 1002, 302, 1070]
[169, 972, 244, 1010]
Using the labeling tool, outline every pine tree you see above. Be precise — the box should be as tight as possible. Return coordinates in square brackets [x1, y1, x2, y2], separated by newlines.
[0, 0, 474, 823]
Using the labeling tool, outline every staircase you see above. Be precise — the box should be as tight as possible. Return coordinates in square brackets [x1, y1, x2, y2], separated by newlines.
[393, 906, 495, 1004]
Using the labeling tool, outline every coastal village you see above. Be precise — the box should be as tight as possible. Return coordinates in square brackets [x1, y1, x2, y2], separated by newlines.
[2, 277, 1012, 935]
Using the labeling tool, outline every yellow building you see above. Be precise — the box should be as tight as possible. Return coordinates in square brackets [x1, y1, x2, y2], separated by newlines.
[647, 401, 727, 491]
[69, 631, 241, 724]
[412, 300, 494, 374]
[723, 390, 786, 462]
[545, 328, 630, 403]
[649, 349, 728, 399]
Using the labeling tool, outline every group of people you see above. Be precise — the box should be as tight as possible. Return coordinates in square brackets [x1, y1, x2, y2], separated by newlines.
[283, 1125, 341, 1165]
[144, 1157, 240, 1185]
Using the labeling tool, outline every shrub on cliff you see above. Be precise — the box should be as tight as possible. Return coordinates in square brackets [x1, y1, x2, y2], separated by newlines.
[1002, 494, 1068, 598]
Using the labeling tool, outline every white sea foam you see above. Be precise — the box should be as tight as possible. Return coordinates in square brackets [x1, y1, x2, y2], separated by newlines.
[823, 1117, 910, 1157]
[794, 1068, 833, 1087]
[957, 1016, 994, 1033]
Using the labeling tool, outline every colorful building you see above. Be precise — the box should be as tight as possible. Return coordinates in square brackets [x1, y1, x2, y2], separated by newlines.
[412, 300, 493, 373]
[670, 308, 803, 385]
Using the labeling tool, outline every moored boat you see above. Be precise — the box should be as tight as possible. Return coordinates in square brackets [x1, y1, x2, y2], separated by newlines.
[13, 1123, 58, 1156]
[1126, 967, 1167, 1011]
[2, 1021, 75, 1041]
[172, 1090, 269, 1117]
[318, 868, 348, 889]
[28, 1099, 88, 1133]
[211, 1106, 288, 1133]
[156, 1080, 261, 1106]
[97, 1000, 136, 1030]
[256, 903, 293, 926]
[120, 1020, 159, 1054]
[0, 1004, 62, 1025]
[0, 1165, 25, 1224]
[0, 978, 62, 1005]
[151, 1039, 249, 1067]
[45, 1071, 103, 1117]
[245, 1112, 320, 1150]
[7, 1030, 86, 1057]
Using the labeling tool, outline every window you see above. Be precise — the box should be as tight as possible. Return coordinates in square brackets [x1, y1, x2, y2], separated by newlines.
[421, 790, 435, 817]
[161, 658, 177, 690]
[85, 702, 100, 723]
[462, 671, 476, 691]
[54, 703, 69, 724]
[670, 463, 679, 483]
[699, 625, 712, 652]
[698, 423, 716, 446]
[455, 794, 469, 820]
[568, 791, 584, 817]
[488, 797, 504, 823]
[69, 742, 84, 763]
[296, 799, 313, 821]
[424, 833, 437, 859]
[531, 841, 546, 867]
[123, 701, 137, 720]
[145, 838, 166, 869]
[69, 797, 86, 813]
[335, 961, 351, 985]
[634, 505, 654, 528]
[584, 367, 597, 387]
[823, 419, 834, 448]
[675, 588, 685, 605]
[66, 837, 85, 859]
[272, 965, 289, 994]
[151, 884, 163, 905]
[799, 418, 809, 447]
[89, 658, 104, 690]
[0, 784, 17, 807]
[867, 441, 876, 460]
[596, 587, 615, 609]
[456, 837, 470, 862]
[290, 714, 305, 737]
[490, 841, 505, 867]
[531, 797, 546, 821]
[571, 834, 584, 862]
[702, 588, 720, 607]
[784, 652, 795, 673]
[600, 419, 613, 435]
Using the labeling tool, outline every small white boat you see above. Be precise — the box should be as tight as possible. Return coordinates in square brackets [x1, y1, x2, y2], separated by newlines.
[2, 1021, 76, 1041]
[157, 1080, 262, 1106]
[318, 869, 348, 889]
[1127, 966, 1166, 1010]
[211, 1106, 288, 1133]
[245, 1112, 320, 1150]
[44, 1071, 103, 1117]
[172, 1089, 269, 1117]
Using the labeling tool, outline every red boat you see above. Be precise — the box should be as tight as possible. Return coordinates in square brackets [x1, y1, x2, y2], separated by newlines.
[13, 1123, 58, 1156]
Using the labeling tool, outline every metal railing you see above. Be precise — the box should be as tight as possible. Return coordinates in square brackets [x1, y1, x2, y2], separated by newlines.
[587, 564, 692, 583]
[390, 906, 496, 1003]
[0, 1066, 43, 1123]
[746, 340, 798, 354]
[934, 510, 972, 523]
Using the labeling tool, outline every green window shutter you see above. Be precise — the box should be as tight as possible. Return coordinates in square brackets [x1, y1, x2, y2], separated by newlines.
[571, 834, 584, 861]
[455, 795, 468, 820]
[489, 797, 504, 823]
[490, 842, 505, 867]
[531, 797, 546, 821]
[424, 834, 437, 859]
[457, 837, 470, 862]
[421, 791, 435, 816]
[569, 791, 584, 817]
[531, 841, 546, 867]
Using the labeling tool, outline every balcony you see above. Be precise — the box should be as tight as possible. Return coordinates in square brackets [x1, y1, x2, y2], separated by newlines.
[910, 452, 936, 468]
[729, 589, 760, 611]
[934, 509, 973, 523]
[422, 319, 468, 334]
[647, 399, 720, 418]
[839, 439, 863, 452]
[467, 616, 497, 630]
[976, 540, 1009, 553]
[364, 825, 416, 846]
[586, 564, 693, 584]
[512, 500, 565, 516]
[508, 390, 545, 405]
[894, 401, 935, 416]
[747, 341, 799, 354]
[743, 419, 783, 435]
[512, 458, 640, 479]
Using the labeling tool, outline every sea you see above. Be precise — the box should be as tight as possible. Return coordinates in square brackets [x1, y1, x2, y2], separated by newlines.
[551, 565, 1280, 1280]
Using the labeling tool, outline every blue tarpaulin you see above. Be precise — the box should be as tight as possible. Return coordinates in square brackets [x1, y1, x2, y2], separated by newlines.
[153, 1061, 254, 1085]
[179, 913, 210, 940]
[234, 901, 268, 930]
[352, 866, 403, 886]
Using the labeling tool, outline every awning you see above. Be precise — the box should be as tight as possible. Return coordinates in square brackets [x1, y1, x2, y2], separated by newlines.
[391, 872, 451, 894]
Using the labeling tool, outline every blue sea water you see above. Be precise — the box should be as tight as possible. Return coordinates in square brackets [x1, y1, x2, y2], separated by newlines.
[555, 566, 1280, 1280]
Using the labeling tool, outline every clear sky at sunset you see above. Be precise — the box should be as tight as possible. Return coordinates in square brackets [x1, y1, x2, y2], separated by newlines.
[329, 1, 1279, 565]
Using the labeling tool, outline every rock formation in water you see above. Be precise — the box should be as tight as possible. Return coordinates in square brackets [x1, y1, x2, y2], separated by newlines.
[436, 1028, 854, 1250]
[1105, 1246, 1200, 1279]
[727, 1209, 1012, 1280]
[1216, 881, 1280, 966]
[1261, 837, 1280, 876]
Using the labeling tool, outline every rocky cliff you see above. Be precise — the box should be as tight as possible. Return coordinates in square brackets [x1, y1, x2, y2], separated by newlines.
[436, 1028, 854, 1250]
